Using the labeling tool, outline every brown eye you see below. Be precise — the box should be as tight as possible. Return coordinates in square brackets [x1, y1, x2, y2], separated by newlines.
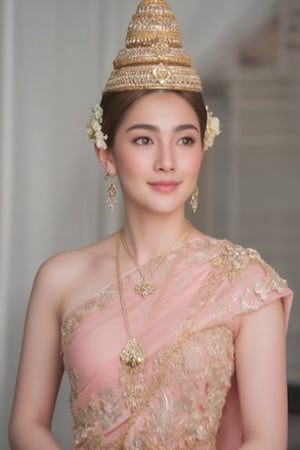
[178, 136, 194, 145]
[134, 137, 152, 145]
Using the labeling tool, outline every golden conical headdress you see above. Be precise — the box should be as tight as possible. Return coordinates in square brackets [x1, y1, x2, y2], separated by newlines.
[104, 0, 202, 93]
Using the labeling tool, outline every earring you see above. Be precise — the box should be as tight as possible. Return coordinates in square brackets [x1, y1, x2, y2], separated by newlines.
[190, 185, 198, 213]
[106, 174, 117, 211]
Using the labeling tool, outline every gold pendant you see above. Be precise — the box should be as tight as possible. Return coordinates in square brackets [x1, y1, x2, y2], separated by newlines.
[135, 280, 154, 298]
[120, 338, 146, 371]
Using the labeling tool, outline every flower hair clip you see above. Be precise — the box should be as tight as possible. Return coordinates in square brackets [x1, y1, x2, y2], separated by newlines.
[204, 107, 221, 151]
[86, 104, 108, 150]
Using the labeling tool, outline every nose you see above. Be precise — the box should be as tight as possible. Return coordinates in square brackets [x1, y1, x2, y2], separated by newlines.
[153, 141, 176, 173]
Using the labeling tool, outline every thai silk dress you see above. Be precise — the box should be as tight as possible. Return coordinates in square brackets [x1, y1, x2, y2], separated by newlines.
[60, 235, 293, 449]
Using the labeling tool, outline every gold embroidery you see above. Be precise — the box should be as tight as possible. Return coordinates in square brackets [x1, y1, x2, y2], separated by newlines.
[212, 242, 287, 293]
[61, 238, 217, 353]
[150, 326, 233, 447]
[211, 242, 287, 315]
[61, 285, 118, 351]
[61, 311, 83, 352]
[70, 382, 124, 448]
[212, 243, 262, 282]
[67, 367, 79, 415]
[254, 270, 286, 301]
[64, 238, 287, 449]
[66, 240, 228, 448]
[69, 326, 232, 449]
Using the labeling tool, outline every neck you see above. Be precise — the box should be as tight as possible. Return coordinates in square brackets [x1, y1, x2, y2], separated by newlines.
[121, 210, 192, 266]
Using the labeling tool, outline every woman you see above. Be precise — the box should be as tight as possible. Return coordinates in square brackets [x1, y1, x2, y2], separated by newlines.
[9, 1, 293, 449]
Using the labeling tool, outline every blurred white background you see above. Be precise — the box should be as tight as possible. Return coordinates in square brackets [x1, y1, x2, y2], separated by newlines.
[1, 0, 299, 448]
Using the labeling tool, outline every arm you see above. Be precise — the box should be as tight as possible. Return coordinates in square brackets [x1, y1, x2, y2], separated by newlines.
[9, 258, 66, 449]
[235, 300, 288, 450]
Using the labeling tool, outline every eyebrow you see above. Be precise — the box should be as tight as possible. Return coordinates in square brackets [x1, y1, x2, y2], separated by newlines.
[126, 123, 200, 133]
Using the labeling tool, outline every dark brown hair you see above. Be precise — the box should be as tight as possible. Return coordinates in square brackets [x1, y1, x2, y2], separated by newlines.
[100, 89, 207, 148]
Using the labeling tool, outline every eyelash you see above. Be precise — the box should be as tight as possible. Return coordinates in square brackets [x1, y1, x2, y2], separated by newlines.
[133, 136, 195, 146]
[133, 137, 152, 145]
[178, 136, 195, 145]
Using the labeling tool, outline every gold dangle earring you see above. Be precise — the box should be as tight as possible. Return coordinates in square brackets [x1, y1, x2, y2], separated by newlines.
[190, 185, 198, 213]
[106, 173, 117, 211]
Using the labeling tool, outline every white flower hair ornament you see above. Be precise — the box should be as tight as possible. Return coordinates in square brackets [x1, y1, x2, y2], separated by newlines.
[86, 104, 108, 150]
[204, 107, 221, 151]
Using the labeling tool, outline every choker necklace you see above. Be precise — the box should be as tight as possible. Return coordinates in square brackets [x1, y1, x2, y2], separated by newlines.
[116, 224, 191, 372]
[119, 225, 191, 299]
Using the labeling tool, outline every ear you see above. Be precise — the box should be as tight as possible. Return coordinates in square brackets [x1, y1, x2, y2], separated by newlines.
[94, 145, 117, 176]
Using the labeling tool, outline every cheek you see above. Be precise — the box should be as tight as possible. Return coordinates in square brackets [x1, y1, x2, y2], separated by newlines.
[115, 151, 146, 178]
[183, 151, 203, 176]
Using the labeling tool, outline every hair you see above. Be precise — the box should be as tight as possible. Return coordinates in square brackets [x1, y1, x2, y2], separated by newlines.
[100, 89, 207, 148]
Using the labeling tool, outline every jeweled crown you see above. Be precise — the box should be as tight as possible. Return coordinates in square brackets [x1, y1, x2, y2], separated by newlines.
[104, 0, 202, 93]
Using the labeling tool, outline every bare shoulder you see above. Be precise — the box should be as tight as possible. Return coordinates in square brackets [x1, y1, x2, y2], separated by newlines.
[31, 233, 118, 319]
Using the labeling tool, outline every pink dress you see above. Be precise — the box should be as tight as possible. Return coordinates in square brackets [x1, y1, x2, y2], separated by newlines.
[61, 236, 293, 449]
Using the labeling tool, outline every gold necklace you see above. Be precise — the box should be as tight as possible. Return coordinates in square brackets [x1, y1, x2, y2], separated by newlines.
[120, 225, 191, 299]
[116, 224, 191, 372]
[119, 230, 155, 298]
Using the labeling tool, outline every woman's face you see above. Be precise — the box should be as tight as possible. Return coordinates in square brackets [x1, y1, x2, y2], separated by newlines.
[108, 91, 204, 216]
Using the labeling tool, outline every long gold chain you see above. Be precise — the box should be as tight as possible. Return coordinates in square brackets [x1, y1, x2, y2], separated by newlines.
[119, 231, 156, 298]
[116, 224, 191, 372]
[120, 224, 191, 299]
